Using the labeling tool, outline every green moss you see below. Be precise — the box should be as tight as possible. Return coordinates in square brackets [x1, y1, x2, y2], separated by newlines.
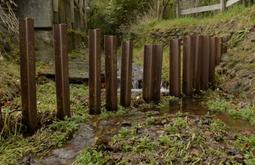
[0, 60, 20, 102]
[0, 80, 91, 164]
[73, 149, 109, 165]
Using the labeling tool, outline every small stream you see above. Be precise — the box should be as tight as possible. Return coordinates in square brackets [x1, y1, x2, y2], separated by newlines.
[25, 98, 254, 165]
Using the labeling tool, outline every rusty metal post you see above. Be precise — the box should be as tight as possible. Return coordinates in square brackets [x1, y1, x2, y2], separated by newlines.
[193, 36, 203, 91]
[216, 37, 223, 65]
[104, 35, 118, 111]
[89, 29, 102, 115]
[53, 24, 71, 120]
[152, 44, 163, 103]
[201, 36, 210, 90]
[209, 37, 217, 84]
[143, 45, 153, 102]
[19, 18, 37, 133]
[170, 39, 181, 97]
[120, 41, 133, 107]
[183, 36, 194, 96]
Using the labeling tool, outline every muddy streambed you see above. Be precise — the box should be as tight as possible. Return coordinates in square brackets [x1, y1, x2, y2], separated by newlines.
[24, 98, 254, 164]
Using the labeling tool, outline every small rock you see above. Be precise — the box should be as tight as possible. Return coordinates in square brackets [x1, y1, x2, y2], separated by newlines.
[161, 119, 168, 125]
[227, 149, 238, 156]
[121, 121, 132, 127]
[234, 154, 244, 163]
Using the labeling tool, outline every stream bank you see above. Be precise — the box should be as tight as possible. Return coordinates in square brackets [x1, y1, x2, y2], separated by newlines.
[21, 98, 255, 164]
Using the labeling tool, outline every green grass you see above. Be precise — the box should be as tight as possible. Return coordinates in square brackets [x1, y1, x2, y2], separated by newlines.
[73, 149, 109, 165]
[129, 4, 255, 82]
[0, 60, 20, 102]
[131, 5, 253, 34]
[75, 111, 255, 164]
[0, 81, 91, 165]
[206, 92, 255, 126]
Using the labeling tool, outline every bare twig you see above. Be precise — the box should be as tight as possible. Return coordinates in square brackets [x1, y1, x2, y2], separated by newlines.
[0, 0, 18, 35]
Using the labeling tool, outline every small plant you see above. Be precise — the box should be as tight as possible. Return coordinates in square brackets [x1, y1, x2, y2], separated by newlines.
[159, 135, 172, 146]
[135, 136, 156, 152]
[210, 120, 226, 132]
[122, 143, 132, 152]
[74, 149, 108, 165]
[165, 123, 177, 133]
[118, 127, 130, 138]
[174, 117, 188, 128]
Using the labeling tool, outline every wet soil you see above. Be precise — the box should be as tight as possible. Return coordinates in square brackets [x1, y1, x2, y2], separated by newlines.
[23, 98, 254, 164]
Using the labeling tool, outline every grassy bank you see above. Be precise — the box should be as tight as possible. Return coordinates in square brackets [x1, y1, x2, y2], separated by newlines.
[0, 61, 91, 164]
[74, 111, 255, 164]
[129, 5, 255, 103]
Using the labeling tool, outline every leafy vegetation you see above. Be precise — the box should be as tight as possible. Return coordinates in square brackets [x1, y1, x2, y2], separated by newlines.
[75, 112, 255, 164]
[0, 76, 91, 164]
[206, 91, 255, 126]
[88, 0, 153, 34]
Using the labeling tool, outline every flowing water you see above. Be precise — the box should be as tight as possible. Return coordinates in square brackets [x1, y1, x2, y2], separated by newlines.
[23, 98, 254, 165]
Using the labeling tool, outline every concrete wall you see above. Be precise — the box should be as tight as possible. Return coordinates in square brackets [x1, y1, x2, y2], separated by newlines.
[17, 0, 53, 28]
[16, 0, 54, 62]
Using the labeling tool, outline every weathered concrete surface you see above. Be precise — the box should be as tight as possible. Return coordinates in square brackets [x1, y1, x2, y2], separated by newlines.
[38, 55, 143, 88]
[17, 0, 53, 28]
[35, 31, 54, 63]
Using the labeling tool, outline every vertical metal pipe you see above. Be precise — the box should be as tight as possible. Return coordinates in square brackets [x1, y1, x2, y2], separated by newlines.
[19, 18, 37, 133]
[89, 29, 102, 115]
[193, 36, 203, 91]
[209, 37, 216, 84]
[104, 35, 118, 111]
[143, 45, 153, 102]
[170, 39, 181, 97]
[183, 36, 194, 96]
[53, 24, 71, 120]
[120, 41, 133, 107]
[201, 36, 210, 90]
[152, 44, 163, 103]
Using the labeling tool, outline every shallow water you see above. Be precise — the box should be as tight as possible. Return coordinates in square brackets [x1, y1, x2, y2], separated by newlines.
[24, 98, 254, 165]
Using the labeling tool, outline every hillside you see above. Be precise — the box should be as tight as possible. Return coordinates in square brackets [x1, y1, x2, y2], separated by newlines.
[129, 5, 255, 104]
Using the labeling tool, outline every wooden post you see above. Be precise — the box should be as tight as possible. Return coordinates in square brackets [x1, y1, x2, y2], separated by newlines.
[201, 36, 210, 90]
[120, 41, 133, 107]
[170, 39, 181, 97]
[19, 18, 38, 133]
[152, 45, 163, 103]
[183, 36, 194, 96]
[209, 37, 216, 84]
[104, 35, 118, 112]
[89, 29, 102, 115]
[143, 45, 153, 102]
[194, 36, 203, 91]
[53, 24, 71, 120]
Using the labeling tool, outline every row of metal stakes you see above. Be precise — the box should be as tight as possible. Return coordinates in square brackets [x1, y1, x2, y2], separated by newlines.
[18, 18, 225, 133]
[19, 18, 71, 132]
[89, 30, 225, 115]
